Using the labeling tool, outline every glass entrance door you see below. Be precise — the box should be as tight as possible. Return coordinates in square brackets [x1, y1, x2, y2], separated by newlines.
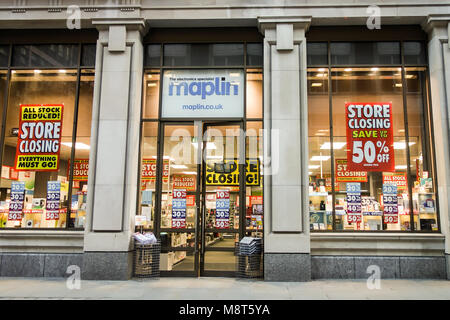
[157, 121, 245, 277]
[200, 123, 244, 276]
[157, 123, 200, 276]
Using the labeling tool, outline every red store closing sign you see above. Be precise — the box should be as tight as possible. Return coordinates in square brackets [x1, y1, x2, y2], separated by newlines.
[346, 102, 395, 172]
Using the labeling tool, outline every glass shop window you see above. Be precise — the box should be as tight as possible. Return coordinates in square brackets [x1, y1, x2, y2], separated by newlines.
[0, 70, 77, 228]
[0, 43, 96, 229]
[307, 41, 437, 232]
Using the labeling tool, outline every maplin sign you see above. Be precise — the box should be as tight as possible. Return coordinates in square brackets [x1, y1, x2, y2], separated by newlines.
[162, 69, 244, 118]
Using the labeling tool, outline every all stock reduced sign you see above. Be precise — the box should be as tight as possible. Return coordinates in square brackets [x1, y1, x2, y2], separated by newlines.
[15, 104, 63, 172]
[70, 159, 89, 181]
[345, 103, 395, 172]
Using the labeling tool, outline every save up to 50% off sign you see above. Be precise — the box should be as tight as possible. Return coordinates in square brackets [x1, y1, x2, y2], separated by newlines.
[345, 103, 395, 172]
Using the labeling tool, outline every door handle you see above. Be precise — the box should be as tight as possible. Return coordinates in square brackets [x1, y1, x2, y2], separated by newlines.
[201, 204, 206, 255]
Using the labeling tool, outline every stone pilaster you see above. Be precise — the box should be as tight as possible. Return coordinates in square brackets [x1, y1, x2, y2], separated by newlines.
[422, 16, 450, 279]
[82, 18, 148, 280]
[258, 17, 312, 281]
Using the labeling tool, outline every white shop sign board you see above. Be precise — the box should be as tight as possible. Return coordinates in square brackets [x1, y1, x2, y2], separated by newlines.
[162, 69, 244, 118]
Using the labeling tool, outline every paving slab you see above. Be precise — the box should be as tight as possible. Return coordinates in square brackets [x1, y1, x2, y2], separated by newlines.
[0, 277, 449, 300]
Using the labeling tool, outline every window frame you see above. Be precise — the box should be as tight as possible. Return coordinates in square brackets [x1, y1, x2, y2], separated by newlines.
[306, 40, 440, 233]
[0, 42, 96, 230]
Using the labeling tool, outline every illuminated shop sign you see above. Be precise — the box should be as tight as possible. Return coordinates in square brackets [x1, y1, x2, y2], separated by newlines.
[162, 69, 244, 118]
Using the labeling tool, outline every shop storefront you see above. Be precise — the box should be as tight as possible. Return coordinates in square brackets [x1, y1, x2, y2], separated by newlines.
[0, 1, 449, 281]
[138, 38, 264, 276]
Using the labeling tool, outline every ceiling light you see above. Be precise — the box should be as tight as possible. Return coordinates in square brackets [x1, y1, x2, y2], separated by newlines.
[320, 142, 346, 150]
[34, 70, 41, 74]
[182, 171, 197, 175]
[171, 165, 187, 169]
[148, 83, 157, 87]
[318, 68, 326, 72]
[308, 165, 320, 169]
[150, 156, 175, 161]
[147, 74, 152, 78]
[311, 156, 330, 161]
[61, 142, 90, 150]
[371, 67, 379, 72]
[59, 70, 66, 73]
[315, 73, 325, 77]
[395, 83, 402, 87]
[344, 68, 352, 72]
[311, 83, 323, 87]
[393, 142, 416, 149]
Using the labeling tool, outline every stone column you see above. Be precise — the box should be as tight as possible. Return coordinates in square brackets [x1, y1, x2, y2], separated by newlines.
[82, 19, 147, 280]
[423, 16, 450, 279]
[258, 17, 312, 281]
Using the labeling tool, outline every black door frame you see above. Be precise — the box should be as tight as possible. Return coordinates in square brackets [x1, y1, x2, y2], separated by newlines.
[200, 121, 245, 277]
[158, 119, 245, 277]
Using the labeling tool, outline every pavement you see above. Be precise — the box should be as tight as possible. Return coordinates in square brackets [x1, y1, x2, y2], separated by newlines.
[0, 277, 450, 299]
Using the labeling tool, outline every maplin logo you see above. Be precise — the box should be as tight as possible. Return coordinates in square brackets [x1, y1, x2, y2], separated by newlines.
[168, 77, 239, 100]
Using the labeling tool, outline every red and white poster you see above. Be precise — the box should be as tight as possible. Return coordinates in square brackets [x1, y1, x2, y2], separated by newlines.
[15, 104, 64, 171]
[382, 172, 407, 190]
[335, 159, 368, 183]
[346, 102, 395, 172]
[249, 195, 263, 206]
[172, 175, 196, 191]
[186, 195, 195, 207]
[2, 166, 19, 180]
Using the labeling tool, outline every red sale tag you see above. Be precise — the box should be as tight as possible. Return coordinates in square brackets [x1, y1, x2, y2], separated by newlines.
[346, 103, 395, 172]
[216, 190, 229, 199]
[215, 219, 230, 229]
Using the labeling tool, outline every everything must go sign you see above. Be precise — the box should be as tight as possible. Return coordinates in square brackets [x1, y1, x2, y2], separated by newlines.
[162, 69, 244, 118]
[15, 104, 63, 171]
